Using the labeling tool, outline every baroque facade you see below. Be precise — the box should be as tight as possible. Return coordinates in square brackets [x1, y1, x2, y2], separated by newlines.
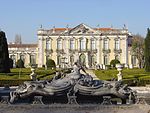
[8, 23, 137, 68]
[37, 23, 136, 68]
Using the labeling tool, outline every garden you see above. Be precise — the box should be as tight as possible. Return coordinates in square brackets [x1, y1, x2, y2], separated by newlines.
[94, 68, 150, 86]
[0, 68, 56, 86]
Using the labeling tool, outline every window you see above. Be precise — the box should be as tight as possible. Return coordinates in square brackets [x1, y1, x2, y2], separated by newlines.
[70, 56, 74, 66]
[30, 55, 36, 64]
[70, 39, 75, 50]
[115, 39, 120, 50]
[104, 55, 108, 65]
[131, 55, 136, 66]
[91, 55, 96, 67]
[115, 55, 119, 61]
[10, 55, 16, 66]
[57, 56, 61, 65]
[91, 39, 96, 50]
[46, 40, 51, 50]
[80, 38, 86, 50]
[57, 39, 62, 50]
[103, 38, 108, 50]
[20, 55, 25, 62]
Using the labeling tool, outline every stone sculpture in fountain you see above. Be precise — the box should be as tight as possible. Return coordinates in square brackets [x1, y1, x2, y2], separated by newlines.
[10, 62, 136, 104]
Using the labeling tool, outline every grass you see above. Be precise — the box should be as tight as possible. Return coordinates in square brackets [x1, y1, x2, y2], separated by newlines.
[94, 68, 150, 86]
[0, 68, 56, 80]
[94, 68, 150, 80]
[0, 68, 150, 86]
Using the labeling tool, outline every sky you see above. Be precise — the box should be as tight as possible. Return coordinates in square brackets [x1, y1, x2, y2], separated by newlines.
[0, 0, 150, 43]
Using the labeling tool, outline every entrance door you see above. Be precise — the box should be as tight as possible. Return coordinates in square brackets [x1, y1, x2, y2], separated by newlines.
[79, 54, 86, 66]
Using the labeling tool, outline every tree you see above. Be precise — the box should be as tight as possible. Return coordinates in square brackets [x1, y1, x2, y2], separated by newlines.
[144, 28, 150, 72]
[46, 59, 56, 69]
[110, 59, 120, 68]
[16, 59, 24, 68]
[14, 34, 22, 44]
[9, 58, 13, 68]
[0, 31, 10, 73]
[131, 34, 144, 68]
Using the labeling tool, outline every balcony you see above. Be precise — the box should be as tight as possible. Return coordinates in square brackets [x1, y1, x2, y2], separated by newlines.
[102, 49, 111, 54]
[78, 49, 88, 52]
[114, 49, 122, 54]
[56, 49, 64, 54]
[45, 49, 53, 54]
[88, 49, 97, 53]
[69, 49, 77, 53]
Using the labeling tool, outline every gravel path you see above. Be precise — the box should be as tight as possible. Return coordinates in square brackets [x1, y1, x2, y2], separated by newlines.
[0, 104, 149, 113]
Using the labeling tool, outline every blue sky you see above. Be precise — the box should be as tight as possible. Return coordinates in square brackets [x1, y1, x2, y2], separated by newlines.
[0, 0, 150, 43]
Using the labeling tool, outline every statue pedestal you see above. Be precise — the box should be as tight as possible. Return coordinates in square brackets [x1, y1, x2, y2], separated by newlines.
[67, 92, 78, 104]
[116, 64, 123, 81]
[0, 96, 10, 104]
[32, 96, 44, 105]
[101, 96, 112, 105]
[30, 66, 37, 81]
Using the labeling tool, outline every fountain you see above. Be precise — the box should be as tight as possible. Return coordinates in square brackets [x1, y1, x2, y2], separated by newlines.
[9, 63, 135, 105]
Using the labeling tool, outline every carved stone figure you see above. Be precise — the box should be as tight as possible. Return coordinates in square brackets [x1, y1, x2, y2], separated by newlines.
[10, 64, 135, 104]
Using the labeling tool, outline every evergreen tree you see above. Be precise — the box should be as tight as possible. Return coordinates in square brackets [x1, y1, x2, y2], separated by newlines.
[0, 31, 10, 73]
[16, 59, 24, 68]
[46, 59, 56, 69]
[144, 28, 150, 72]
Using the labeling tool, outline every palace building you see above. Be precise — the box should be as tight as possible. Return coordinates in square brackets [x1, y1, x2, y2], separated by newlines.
[8, 23, 137, 69]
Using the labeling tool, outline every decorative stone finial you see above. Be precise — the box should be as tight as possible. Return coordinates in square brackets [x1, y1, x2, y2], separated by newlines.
[116, 64, 123, 81]
[30, 65, 37, 81]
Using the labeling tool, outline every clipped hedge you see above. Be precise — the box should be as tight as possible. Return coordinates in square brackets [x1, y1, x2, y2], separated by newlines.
[0, 79, 30, 87]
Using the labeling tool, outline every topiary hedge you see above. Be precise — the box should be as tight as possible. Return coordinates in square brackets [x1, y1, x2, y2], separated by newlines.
[0, 79, 30, 86]
[16, 59, 24, 68]
[110, 59, 120, 68]
[46, 59, 56, 69]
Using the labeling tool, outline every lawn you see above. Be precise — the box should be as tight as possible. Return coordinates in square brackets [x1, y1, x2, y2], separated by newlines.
[94, 68, 150, 86]
[0, 68, 56, 86]
[0, 68, 55, 80]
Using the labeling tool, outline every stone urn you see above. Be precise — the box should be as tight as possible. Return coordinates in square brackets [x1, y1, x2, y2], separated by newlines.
[116, 64, 123, 81]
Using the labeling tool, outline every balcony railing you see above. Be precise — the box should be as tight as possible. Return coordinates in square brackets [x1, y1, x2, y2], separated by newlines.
[78, 49, 88, 52]
[88, 49, 97, 53]
[102, 49, 111, 53]
[69, 49, 77, 53]
[114, 49, 122, 53]
[56, 49, 64, 53]
[45, 49, 53, 54]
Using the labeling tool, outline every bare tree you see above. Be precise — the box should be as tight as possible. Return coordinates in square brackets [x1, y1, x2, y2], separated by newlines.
[15, 34, 22, 44]
[131, 34, 144, 68]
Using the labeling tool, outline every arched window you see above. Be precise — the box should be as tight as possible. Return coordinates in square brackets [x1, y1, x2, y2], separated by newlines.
[20, 55, 25, 62]
[70, 56, 74, 66]
[46, 39, 51, 50]
[10, 55, 16, 67]
[91, 39, 96, 50]
[57, 56, 61, 65]
[80, 38, 86, 50]
[30, 55, 36, 65]
[115, 55, 119, 60]
[104, 55, 108, 65]
[79, 54, 86, 66]
[57, 39, 62, 50]
[114, 39, 120, 50]
[70, 39, 75, 50]
[131, 55, 136, 66]
[103, 38, 108, 50]
[91, 55, 96, 67]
